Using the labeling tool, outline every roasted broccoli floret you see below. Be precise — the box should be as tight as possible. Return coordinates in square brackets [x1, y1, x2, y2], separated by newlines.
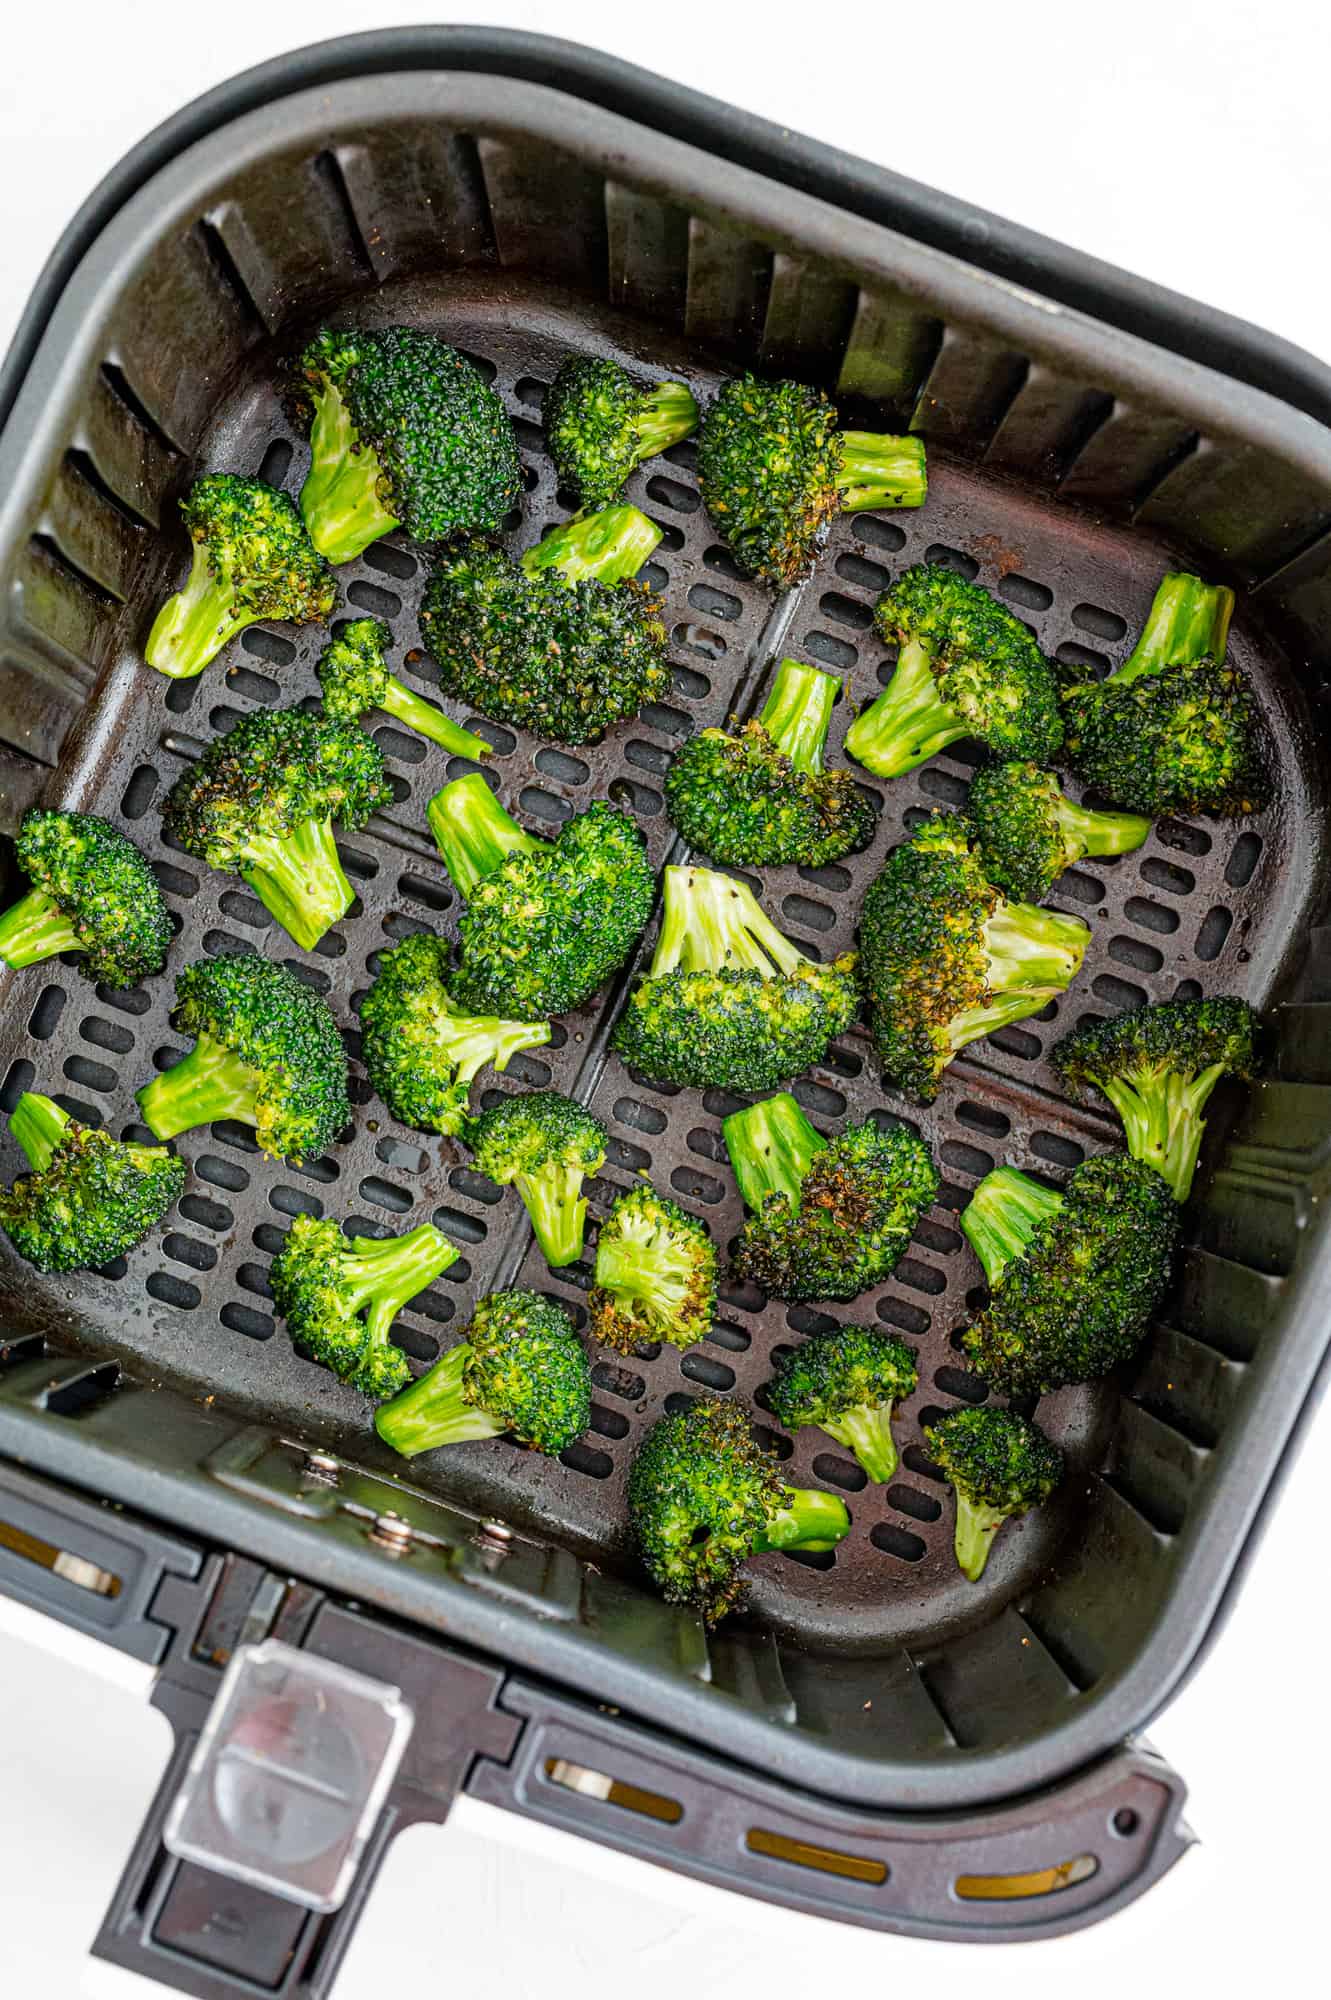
[960, 1155, 1179, 1395]
[859, 813, 1089, 1102]
[0, 810, 171, 989]
[0, 1091, 184, 1274]
[628, 1399, 851, 1621]
[545, 356, 699, 509]
[724, 1093, 939, 1303]
[844, 565, 1064, 778]
[145, 474, 337, 680]
[664, 658, 875, 867]
[269, 1213, 459, 1400]
[375, 1290, 590, 1457]
[420, 508, 669, 744]
[468, 1090, 607, 1268]
[163, 708, 390, 951]
[359, 931, 550, 1137]
[136, 953, 350, 1164]
[430, 775, 655, 1017]
[294, 327, 521, 563]
[1051, 995, 1258, 1201]
[697, 374, 926, 589]
[316, 617, 492, 761]
[587, 1182, 717, 1353]
[966, 761, 1151, 902]
[925, 1406, 1063, 1582]
[767, 1326, 918, 1483]
[1061, 571, 1266, 816]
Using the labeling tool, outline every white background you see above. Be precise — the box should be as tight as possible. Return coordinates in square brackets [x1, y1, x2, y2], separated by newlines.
[1, 3, 1329, 1995]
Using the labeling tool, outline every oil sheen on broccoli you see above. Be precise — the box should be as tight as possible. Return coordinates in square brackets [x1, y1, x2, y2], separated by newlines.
[269, 1212, 459, 1400]
[588, 1182, 717, 1353]
[724, 1092, 939, 1303]
[925, 1406, 1063, 1582]
[0, 1091, 184, 1273]
[145, 474, 337, 679]
[468, 1090, 607, 1268]
[545, 356, 698, 509]
[767, 1325, 919, 1483]
[316, 617, 493, 761]
[0, 809, 171, 988]
[966, 761, 1151, 902]
[375, 1290, 590, 1458]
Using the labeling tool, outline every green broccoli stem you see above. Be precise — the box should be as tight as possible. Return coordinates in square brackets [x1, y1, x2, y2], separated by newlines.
[961, 1165, 1064, 1289]
[340, 1224, 458, 1345]
[239, 819, 354, 951]
[9, 1091, 71, 1172]
[144, 545, 245, 679]
[299, 377, 400, 564]
[593, 1221, 693, 1321]
[520, 504, 662, 586]
[137, 1033, 262, 1140]
[633, 382, 700, 462]
[823, 1405, 900, 1485]
[1055, 794, 1152, 862]
[378, 677, 492, 761]
[445, 1013, 552, 1086]
[0, 888, 82, 969]
[835, 431, 928, 513]
[753, 1486, 851, 1554]
[759, 660, 839, 776]
[1099, 1063, 1229, 1202]
[374, 1343, 505, 1457]
[651, 865, 806, 979]
[983, 900, 1089, 992]
[843, 638, 965, 778]
[428, 773, 545, 900]
[517, 1167, 588, 1269]
[722, 1093, 825, 1217]
[954, 1494, 1008, 1582]
[1116, 571, 1235, 685]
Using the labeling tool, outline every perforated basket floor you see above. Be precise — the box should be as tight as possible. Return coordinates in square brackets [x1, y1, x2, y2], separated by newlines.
[0, 273, 1317, 1652]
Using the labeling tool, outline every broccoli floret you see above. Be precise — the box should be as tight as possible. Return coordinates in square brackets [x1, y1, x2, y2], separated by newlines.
[375, 1290, 590, 1457]
[162, 708, 390, 951]
[468, 1090, 607, 1268]
[430, 775, 655, 1017]
[588, 1182, 717, 1353]
[0, 1091, 184, 1273]
[145, 474, 337, 680]
[697, 375, 926, 589]
[420, 507, 669, 744]
[294, 327, 521, 563]
[611, 864, 858, 1091]
[844, 566, 1064, 778]
[767, 1325, 918, 1483]
[960, 1156, 1179, 1395]
[545, 356, 699, 509]
[925, 1406, 1063, 1582]
[628, 1399, 851, 1621]
[966, 761, 1151, 902]
[1051, 995, 1258, 1201]
[359, 931, 550, 1137]
[859, 813, 1089, 1102]
[136, 953, 350, 1164]
[316, 617, 492, 762]
[724, 1093, 939, 1303]
[1061, 571, 1266, 816]
[269, 1213, 458, 1400]
[0, 810, 171, 988]
[664, 658, 875, 867]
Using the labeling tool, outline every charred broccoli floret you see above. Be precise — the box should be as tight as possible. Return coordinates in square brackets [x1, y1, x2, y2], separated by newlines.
[724, 1093, 939, 1303]
[960, 1156, 1179, 1395]
[697, 374, 926, 589]
[925, 1406, 1063, 1582]
[145, 474, 337, 679]
[420, 508, 669, 744]
[359, 931, 550, 1138]
[587, 1182, 717, 1353]
[665, 658, 875, 867]
[767, 1325, 918, 1483]
[136, 953, 350, 1164]
[162, 708, 390, 951]
[269, 1213, 458, 1400]
[430, 775, 655, 1017]
[0, 809, 170, 988]
[859, 813, 1089, 1102]
[545, 356, 698, 508]
[845, 565, 1064, 778]
[316, 618, 492, 761]
[1051, 995, 1258, 1201]
[628, 1399, 851, 1621]
[966, 761, 1151, 902]
[294, 327, 521, 563]
[0, 1091, 184, 1273]
[1061, 571, 1266, 816]
[468, 1090, 607, 1268]
[612, 865, 859, 1091]
[374, 1290, 590, 1458]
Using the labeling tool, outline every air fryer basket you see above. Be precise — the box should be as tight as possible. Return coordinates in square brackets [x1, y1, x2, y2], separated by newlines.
[3, 32, 1331, 1968]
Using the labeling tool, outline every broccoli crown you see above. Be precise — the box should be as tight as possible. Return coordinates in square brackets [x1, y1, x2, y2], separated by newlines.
[964, 762, 1152, 903]
[588, 1181, 717, 1353]
[545, 357, 699, 509]
[164, 707, 390, 869]
[926, 1405, 1063, 1579]
[1061, 657, 1267, 817]
[697, 374, 841, 589]
[962, 1154, 1179, 1395]
[6, 809, 171, 987]
[268, 1212, 456, 1401]
[461, 1290, 591, 1452]
[315, 617, 394, 720]
[768, 1326, 918, 1483]
[181, 474, 338, 622]
[359, 931, 550, 1136]
[468, 1089, 607, 1268]
[0, 1093, 184, 1274]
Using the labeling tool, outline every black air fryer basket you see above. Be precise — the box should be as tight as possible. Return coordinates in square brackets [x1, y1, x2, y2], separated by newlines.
[2, 30, 1331, 1989]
